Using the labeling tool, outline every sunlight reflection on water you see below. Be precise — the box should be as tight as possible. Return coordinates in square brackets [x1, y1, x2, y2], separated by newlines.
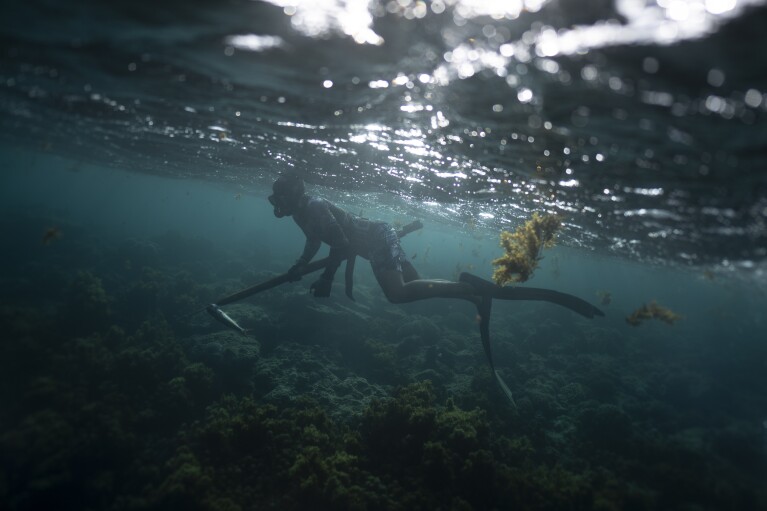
[1, 0, 765, 270]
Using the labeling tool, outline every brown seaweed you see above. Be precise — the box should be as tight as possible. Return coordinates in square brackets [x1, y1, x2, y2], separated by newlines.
[597, 290, 612, 306]
[626, 300, 682, 326]
[492, 212, 562, 285]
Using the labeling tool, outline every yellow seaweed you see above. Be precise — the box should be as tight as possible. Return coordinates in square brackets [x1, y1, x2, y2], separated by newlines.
[42, 226, 62, 245]
[491, 212, 562, 285]
[596, 290, 612, 306]
[626, 301, 682, 326]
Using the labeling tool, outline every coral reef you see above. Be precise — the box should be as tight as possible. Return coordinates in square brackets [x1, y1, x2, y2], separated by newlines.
[253, 342, 388, 420]
[62, 271, 113, 334]
[1, 224, 765, 511]
[492, 213, 562, 285]
[185, 331, 261, 393]
[626, 301, 683, 326]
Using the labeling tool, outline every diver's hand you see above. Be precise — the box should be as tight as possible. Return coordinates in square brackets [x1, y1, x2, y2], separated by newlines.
[310, 276, 332, 297]
[287, 263, 305, 282]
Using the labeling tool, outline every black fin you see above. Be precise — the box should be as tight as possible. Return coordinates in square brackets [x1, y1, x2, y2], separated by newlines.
[460, 272, 604, 318]
[461, 271, 605, 407]
[476, 294, 517, 407]
[460, 272, 500, 295]
[345, 255, 356, 301]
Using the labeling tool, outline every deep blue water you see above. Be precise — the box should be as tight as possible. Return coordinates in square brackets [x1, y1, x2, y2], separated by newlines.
[1, 1, 767, 510]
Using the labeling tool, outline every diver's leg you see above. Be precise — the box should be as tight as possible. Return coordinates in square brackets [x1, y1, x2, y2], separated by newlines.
[374, 268, 476, 304]
[401, 260, 420, 282]
[371, 224, 475, 304]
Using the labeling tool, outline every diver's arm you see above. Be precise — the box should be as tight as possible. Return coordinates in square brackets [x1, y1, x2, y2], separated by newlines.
[297, 237, 322, 266]
[306, 244, 345, 297]
[309, 200, 351, 281]
[309, 241, 349, 297]
[320, 245, 347, 280]
[285, 237, 321, 281]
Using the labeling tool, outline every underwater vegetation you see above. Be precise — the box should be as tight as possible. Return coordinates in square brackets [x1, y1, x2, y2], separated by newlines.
[492, 213, 562, 285]
[626, 301, 683, 326]
[0, 297, 586, 511]
[596, 290, 612, 306]
[0, 220, 765, 511]
[41, 226, 61, 245]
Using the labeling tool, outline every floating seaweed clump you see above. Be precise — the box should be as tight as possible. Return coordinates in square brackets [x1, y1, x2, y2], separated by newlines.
[596, 290, 612, 306]
[626, 301, 682, 326]
[492, 213, 562, 285]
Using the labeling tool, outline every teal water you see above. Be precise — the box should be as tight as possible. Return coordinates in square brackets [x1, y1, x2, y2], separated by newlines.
[2, 146, 765, 510]
[1, 1, 767, 510]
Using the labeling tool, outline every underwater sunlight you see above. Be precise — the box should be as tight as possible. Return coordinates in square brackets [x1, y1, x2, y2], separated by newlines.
[1, 1, 766, 510]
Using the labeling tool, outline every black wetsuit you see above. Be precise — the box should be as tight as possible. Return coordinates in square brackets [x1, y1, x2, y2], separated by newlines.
[292, 195, 405, 278]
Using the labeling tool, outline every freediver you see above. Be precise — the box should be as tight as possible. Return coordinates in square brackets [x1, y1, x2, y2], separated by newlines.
[267, 172, 487, 312]
[266, 172, 603, 405]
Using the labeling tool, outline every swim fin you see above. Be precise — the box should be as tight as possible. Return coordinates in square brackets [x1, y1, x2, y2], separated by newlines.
[476, 294, 517, 407]
[345, 255, 356, 301]
[462, 272, 604, 407]
[460, 272, 604, 318]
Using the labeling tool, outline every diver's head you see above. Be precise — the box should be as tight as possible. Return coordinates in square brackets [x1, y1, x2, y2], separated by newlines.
[268, 173, 305, 217]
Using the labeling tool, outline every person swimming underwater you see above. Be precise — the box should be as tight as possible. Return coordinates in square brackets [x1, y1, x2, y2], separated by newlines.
[268, 172, 484, 308]
[264, 172, 603, 406]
